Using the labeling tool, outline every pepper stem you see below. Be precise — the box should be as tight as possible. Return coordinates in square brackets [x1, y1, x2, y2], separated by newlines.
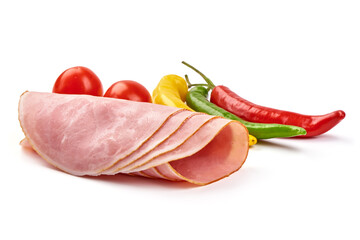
[185, 75, 209, 88]
[182, 61, 216, 89]
[184, 74, 191, 86]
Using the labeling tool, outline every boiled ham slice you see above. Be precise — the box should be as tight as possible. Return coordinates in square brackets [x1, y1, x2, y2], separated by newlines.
[19, 91, 249, 185]
[132, 117, 249, 184]
[138, 118, 249, 184]
[100, 110, 196, 174]
[112, 114, 217, 173]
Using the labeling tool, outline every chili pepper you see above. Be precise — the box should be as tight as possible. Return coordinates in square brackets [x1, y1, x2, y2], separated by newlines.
[186, 85, 307, 139]
[152, 74, 194, 111]
[153, 74, 257, 145]
[182, 61, 345, 138]
[211, 86, 345, 137]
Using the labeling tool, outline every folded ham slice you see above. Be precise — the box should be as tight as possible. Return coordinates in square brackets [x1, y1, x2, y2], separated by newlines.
[114, 114, 217, 173]
[100, 110, 197, 174]
[19, 91, 249, 185]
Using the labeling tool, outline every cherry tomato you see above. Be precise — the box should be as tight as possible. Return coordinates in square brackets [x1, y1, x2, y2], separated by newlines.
[53, 66, 103, 96]
[104, 80, 152, 103]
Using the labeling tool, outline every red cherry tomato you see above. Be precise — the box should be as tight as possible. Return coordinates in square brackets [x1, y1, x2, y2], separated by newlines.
[104, 80, 152, 103]
[53, 66, 103, 96]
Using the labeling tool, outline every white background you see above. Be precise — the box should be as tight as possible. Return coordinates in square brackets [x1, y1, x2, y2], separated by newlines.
[1, 1, 359, 239]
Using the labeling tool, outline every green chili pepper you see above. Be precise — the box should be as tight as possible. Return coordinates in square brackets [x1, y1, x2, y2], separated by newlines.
[186, 86, 307, 139]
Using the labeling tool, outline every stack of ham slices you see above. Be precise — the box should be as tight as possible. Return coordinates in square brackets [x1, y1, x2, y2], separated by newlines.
[18, 91, 249, 185]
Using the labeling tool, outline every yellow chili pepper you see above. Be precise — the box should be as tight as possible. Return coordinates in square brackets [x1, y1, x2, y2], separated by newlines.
[152, 74, 194, 111]
[248, 135, 257, 146]
[152, 74, 257, 146]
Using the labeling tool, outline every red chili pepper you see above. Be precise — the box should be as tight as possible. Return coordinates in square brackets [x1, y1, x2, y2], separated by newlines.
[182, 61, 346, 138]
[211, 86, 345, 137]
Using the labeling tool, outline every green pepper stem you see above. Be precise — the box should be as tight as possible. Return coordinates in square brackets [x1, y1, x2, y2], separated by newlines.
[189, 84, 209, 87]
[182, 61, 216, 89]
[185, 74, 209, 88]
[184, 74, 191, 86]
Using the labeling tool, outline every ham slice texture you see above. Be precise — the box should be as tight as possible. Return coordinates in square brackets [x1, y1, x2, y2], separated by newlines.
[100, 110, 196, 174]
[19, 91, 249, 185]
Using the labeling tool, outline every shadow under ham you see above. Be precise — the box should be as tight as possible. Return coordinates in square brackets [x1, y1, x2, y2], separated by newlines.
[84, 174, 197, 189]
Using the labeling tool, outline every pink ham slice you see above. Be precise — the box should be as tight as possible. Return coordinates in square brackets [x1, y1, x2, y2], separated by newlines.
[19, 91, 249, 185]
[126, 117, 249, 185]
[111, 113, 216, 174]
[155, 164, 183, 181]
[121, 117, 231, 173]
[100, 110, 195, 175]
[133, 118, 249, 184]
[19, 91, 181, 176]
[168, 120, 248, 184]
[20, 138, 32, 149]
[140, 168, 171, 180]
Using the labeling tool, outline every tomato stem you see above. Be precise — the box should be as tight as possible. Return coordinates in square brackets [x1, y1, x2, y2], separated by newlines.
[182, 61, 216, 89]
